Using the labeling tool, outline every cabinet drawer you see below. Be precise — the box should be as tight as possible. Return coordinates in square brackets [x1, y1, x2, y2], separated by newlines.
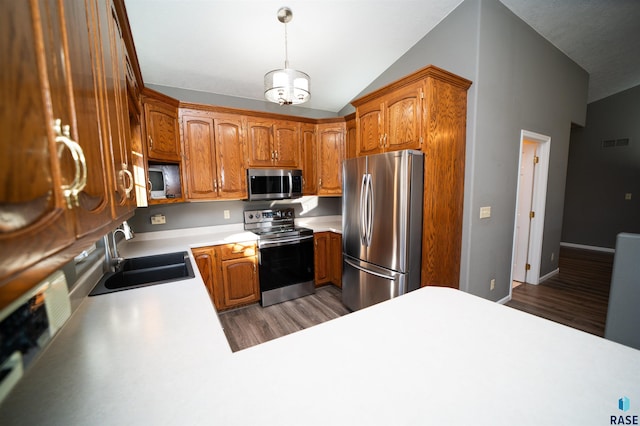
[218, 242, 257, 260]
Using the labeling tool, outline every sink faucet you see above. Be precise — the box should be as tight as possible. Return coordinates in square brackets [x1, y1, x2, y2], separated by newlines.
[104, 221, 135, 272]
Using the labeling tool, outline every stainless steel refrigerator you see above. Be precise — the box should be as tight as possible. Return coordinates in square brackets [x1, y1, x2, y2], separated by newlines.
[342, 149, 424, 311]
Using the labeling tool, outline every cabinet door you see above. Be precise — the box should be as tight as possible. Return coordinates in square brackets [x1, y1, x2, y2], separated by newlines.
[221, 256, 259, 308]
[0, 0, 75, 286]
[345, 117, 357, 160]
[144, 99, 180, 161]
[356, 99, 384, 156]
[246, 119, 274, 167]
[384, 81, 423, 151]
[96, 0, 135, 219]
[301, 123, 317, 194]
[192, 247, 217, 306]
[330, 233, 343, 287]
[273, 120, 300, 168]
[63, 0, 113, 237]
[314, 232, 331, 286]
[183, 115, 218, 200]
[214, 115, 247, 199]
[317, 123, 344, 196]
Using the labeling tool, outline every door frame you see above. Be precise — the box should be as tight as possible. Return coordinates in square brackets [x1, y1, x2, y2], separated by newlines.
[510, 130, 551, 288]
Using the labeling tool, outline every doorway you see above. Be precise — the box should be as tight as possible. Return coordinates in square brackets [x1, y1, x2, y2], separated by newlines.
[511, 130, 551, 288]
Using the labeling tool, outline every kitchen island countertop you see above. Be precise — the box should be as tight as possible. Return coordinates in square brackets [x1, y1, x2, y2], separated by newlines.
[1, 219, 639, 425]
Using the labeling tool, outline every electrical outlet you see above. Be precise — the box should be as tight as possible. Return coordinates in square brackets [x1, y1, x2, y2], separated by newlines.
[490, 278, 495, 291]
[223, 210, 231, 219]
[625, 193, 632, 200]
[151, 214, 166, 225]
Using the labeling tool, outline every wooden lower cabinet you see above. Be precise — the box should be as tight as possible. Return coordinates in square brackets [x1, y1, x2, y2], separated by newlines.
[192, 242, 259, 310]
[329, 233, 343, 288]
[314, 232, 342, 287]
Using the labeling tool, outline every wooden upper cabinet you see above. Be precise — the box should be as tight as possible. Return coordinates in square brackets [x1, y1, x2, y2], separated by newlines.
[0, 0, 76, 288]
[316, 122, 345, 196]
[182, 110, 246, 201]
[98, 0, 137, 219]
[301, 123, 317, 194]
[355, 81, 423, 156]
[356, 99, 384, 156]
[246, 117, 301, 168]
[345, 115, 357, 160]
[143, 90, 181, 162]
[183, 115, 217, 199]
[64, 0, 114, 236]
[246, 118, 274, 167]
[213, 114, 247, 199]
[384, 81, 423, 151]
[272, 120, 301, 167]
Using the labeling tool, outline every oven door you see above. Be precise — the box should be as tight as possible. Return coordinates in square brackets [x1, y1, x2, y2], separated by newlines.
[258, 234, 314, 294]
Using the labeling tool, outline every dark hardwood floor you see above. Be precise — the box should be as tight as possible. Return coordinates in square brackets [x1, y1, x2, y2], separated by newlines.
[506, 246, 614, 336]
[218, 285, 350, 352]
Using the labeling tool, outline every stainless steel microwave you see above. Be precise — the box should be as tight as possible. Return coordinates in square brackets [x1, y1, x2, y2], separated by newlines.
[247, 168, 303, 201]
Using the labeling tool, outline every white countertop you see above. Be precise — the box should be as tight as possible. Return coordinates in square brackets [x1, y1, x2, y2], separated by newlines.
[1, 220, 639, 425]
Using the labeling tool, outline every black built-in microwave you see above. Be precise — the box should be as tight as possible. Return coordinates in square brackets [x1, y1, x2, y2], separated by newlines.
[246, 168, 303, 201]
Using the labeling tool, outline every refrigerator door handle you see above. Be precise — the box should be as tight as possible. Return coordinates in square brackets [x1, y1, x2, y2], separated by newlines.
[360, 174, 367, 245]
[365, 173, 373, 246]
[344, 258, 395, 281]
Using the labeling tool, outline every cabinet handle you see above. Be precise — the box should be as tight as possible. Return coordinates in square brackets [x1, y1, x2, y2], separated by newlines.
[271, 151, 275, 160]
[379, 135, 383, 148]
[318, 178, 322, 187]
[148, 135, 153, 150]
[54, 119, 87, 208]
[275, 150, 279, 160]
[122, 166, 134, 197]
[384, 134, 388, 147]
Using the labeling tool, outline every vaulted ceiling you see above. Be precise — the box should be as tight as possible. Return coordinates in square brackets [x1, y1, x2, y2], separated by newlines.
[125, 0, 640, 113]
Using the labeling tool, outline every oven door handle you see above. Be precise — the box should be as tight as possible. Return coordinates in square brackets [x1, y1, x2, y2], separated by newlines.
[258, 234, 313, 249]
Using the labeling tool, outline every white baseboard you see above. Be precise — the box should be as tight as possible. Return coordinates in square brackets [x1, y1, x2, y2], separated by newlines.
[497, 294, 511, 305]
[539, 268, 559, 283]
[560, 242, 615, 253]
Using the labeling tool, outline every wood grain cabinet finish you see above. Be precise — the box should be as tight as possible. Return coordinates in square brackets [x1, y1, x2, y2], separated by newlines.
[246, 118, 301, 168]
[301, 123, 317, 194]
[192, 243, 259, 310]
[143, 94, 181, 162]
[314, 232, 342, 287]
[314, 233, 331, 286]
[98, 0, 137, 221]
[0, 0, 140, 307]
[345, 115, 357, 160]
[329, 233, 343, 288]
[192, 247, 216, 302]
[352, 65, 471, 289]
[182, 111, 246, 200]
[355, 81, 423, 156]
[316, 123, 345, 196]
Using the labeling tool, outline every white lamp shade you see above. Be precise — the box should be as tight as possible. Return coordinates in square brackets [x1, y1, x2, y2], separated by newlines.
[264, 68, 310, 105]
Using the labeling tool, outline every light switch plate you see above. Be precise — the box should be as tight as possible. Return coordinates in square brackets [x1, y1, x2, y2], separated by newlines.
[479, 206, 491, 219]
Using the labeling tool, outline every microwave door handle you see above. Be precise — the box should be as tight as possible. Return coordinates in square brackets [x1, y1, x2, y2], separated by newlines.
[288, 171, 293, 197]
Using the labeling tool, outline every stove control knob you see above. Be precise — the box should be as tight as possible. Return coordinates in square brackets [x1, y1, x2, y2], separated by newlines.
[248, 214, 253, 219]
[255, 213, 261, 219]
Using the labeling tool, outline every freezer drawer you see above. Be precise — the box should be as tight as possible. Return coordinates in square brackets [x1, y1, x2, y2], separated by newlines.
[342, 256, 406, 311]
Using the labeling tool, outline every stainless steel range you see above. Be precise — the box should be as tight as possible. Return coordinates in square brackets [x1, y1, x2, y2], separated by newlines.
[244, 208, 315, 307]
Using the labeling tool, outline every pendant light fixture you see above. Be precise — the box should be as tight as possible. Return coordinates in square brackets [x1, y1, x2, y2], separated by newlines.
[264, 7, 310, 105]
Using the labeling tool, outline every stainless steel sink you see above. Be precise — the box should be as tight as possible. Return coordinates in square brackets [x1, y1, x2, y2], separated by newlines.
[89, 251, 195, 296]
